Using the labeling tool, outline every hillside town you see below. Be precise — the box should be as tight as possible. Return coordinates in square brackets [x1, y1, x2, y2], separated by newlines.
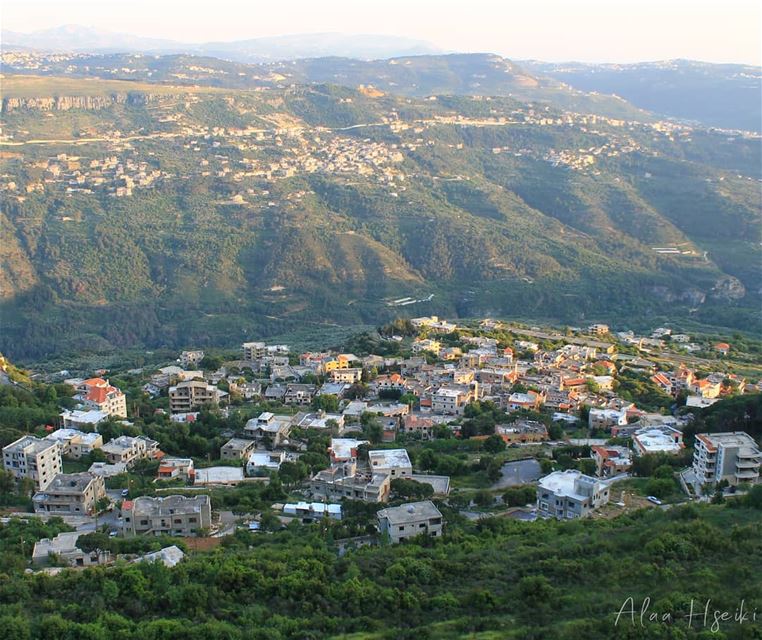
[2, 315, 760, 572]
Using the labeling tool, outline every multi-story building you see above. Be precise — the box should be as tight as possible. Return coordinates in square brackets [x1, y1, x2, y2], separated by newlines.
[32, 472, 106, 515]
[2, 435, 63, 490]
[244, 412, 292, 445]
[179, 350, 205, 368]
[242, 341, 266, 360]
[588, 408, 628, 431]
[693, 432, 761, 488]
[284, 384, 316, 405]
[591, 445, 632, 478]
[168, 379, 222, 413]
[101, 435, 159, 467]
[309, 464, 391, 503]
[377, 501, 444, 543]
[121, 495, 212, 536]
[632, 426, 684, 456]
[44, 429, 103, 459]
[536, 470, 610, 519]
[75, 378, 127, 418]
[431, 383, 477, 416]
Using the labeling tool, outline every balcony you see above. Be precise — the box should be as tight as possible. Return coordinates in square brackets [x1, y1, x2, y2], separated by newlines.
[736, 459, 761, 470]
[735, 470, 760, 480]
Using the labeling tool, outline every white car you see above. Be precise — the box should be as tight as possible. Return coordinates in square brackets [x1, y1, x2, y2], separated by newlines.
[646, 496, 663, 505]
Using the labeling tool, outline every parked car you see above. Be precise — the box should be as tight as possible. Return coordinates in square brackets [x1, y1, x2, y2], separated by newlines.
[646, 496, 663, 505]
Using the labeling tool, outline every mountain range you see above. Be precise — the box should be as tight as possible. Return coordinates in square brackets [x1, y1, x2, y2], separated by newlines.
[0, 50, 760, 360]
[2, 25, 442, 61]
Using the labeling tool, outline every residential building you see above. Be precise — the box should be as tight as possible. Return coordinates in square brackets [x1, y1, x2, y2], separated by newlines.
[506, 391, 543, 412]
[331, 368, 363, 384]
[75, 378, 127, 418]
[220, 438, 256, 461]
[431, 383, 478, 416]
[60, 409, 109, 429]
[591, 446, 632, 478]
[368, 449, 412, 478]
[2, 435, 62, 490]
[284, 384, 316, 405]
[157, 458, 195, 482]
[588, 408, 628, 431]
[400, 414, 435, 439]
[536, 470, 610, 519]
[495, 419, 549, 444]
[329, 438, 368, 463]
[377, 501, 444, 543]
[693, 432, 761, 488]
[242, 341, 267, 360]
[32, 472, 106, 515]
[121, 495, 212, 536]
[32, 532, 110, 567]
[45, 429, 103, 459]
[247, 450, 286, 474]
[179, 350, 205, 368]
[101, 435, 159, 467]
[310, 465, 391, 503]
[283, 502, 342, 522]
[632, 426, 684, 456]
[244, 412, 292, 445]
[168, 379, 222, 413]
[588, 324, 610, 336]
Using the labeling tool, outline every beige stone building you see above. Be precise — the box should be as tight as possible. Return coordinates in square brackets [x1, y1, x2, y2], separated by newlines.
[169, 379, 222, 413]
[121, 495, 212, 536]
[377, 501, 443, 543]
[33, 472, 106, 515]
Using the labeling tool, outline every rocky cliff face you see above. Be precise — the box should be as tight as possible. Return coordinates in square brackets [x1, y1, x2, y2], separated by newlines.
[1, 92, 155, 113]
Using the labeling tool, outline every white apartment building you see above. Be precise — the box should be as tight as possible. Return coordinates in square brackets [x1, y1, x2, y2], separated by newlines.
[3, 435, 63, 490]
[693, 432, 761, 488]
[536, 470, 610, 519]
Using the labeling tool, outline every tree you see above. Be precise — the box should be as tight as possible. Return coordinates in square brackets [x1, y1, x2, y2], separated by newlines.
[483, 434, 505, 454]
[200, 355, 224, 371]
[312, 394, 339, 413]
[390, 478, 434, 500]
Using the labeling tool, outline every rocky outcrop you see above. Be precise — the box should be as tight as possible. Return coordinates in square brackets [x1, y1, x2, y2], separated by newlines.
[710, 275, 746, 300]
[1, 92, 160, 113]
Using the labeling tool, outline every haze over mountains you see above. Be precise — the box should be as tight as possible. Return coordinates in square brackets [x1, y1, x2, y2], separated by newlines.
[1, 30, 760, 359]
[2, 25, 443, 61]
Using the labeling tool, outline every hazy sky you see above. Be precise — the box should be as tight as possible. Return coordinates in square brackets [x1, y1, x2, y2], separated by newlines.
[4, 0, 761, 64]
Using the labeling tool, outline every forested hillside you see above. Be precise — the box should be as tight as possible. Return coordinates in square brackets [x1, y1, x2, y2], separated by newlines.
[0, 76, 760, 360]
[0, 502, 760, 638]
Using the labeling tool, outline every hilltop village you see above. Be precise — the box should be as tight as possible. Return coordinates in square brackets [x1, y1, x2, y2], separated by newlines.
[1, 317, 760, 571]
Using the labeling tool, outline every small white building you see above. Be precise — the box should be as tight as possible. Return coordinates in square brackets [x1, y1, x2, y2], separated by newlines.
[377, 501, 443, 543]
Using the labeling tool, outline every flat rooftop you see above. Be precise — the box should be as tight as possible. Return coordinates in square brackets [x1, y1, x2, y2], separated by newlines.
[368, 449, 412, 469]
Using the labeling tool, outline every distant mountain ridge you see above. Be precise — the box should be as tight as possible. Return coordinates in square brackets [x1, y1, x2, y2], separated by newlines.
[1, 25, 442, 61]
[522, 59, 762, 132]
